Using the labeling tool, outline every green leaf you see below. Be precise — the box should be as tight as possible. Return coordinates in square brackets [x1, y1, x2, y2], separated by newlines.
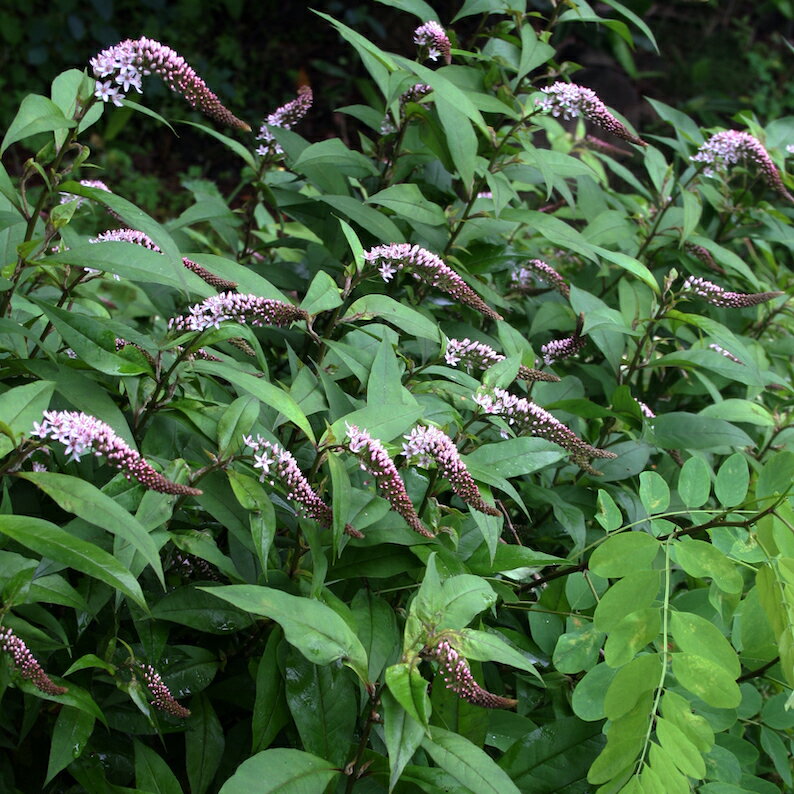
[346, 294, 441, 342]
[756, 451, 794, 502]
[252, 629, 289, 752]
[383, 689, 424, 792]
[1, 94, 76, 154]
[639, 471, 670, 514]
[351, 590, 400, 682]
[464, 437, 566, 478]
[201, 585, 369, 683]
[186, 693, 224, 794]
[603, 652, 663, 720]
[179, 120, 256, 169]
[45, 706, 94, 785]
[674, 539, 743, 594]
[0, 380, 54, 457]
[134, 741, 184, 794]
[553, 623, 604, 674]
[700, 398, 774, 427]
[595, 489, 623, 532]
[0, 515, 146, 609]
[456, 628, 542, 679]
[651, 413, 753, 451]
[330, 403, 423, 446]
[374, 0, 438, 20]
[422, 726, 521, 794]
[678, 457, 712, 508]
[19, 472, 164, 587]
[193, 361, 315, 443]
[572, 662, 618, 722]
[594, 570, 660, 632]
[385, 662, 431, 728]
[218, 749, 340, 794]
[593, 246, 659, 293]
[669, 611, 740, 677]
[671, 653, 741, 708]
[714, 453, 749, 507]
[603, 608, 661, 668]
[368, 184, 446, 226]
[299, 270, 343, 315]
[589, 532, 660, 579]
[152, 585, 255, 633]
[655, 719, 704, 779]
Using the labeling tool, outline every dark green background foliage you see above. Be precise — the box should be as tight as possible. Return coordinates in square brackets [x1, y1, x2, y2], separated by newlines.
[0, 1, 793, 792]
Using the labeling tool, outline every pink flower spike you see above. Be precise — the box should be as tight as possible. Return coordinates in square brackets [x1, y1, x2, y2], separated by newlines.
[90, 37, 250, 130]
[364, 243, 502, 321]
[402, 425, 499, 516]
[168, 293, 308, 333]
[541, 315, 586, 365]
[511, 259, 570, 298]
[425, 638, 516, 709]
[32, 411, 202, 496]
[140, 663, 190, 718]
[345, 424, 433, 538]
[0, 627, 67, 695]
[691, 130, 794, 203]
[445, 338, 559, 383]
[256, 85, 313, 158]
[536, 82, 646, 147]
[414, 21, 452, 64]
[682, 276, 782, 308]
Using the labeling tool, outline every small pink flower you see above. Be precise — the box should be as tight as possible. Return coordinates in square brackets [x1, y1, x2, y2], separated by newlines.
[425, 639, 516, 709]
[682, 276, 782, 308]
[256, 85, 313, 158]
[0, 627, 67, 695]
[541, 316, 586, 365]
[414, 21, 452, 64]
[445, 338, 558, 383]
[168, 293, 308, 333]
[364, 244, 502, 321]
[32, 411, 201, 495]
[536, 82, 646, 147]
[511, 259, 570, 298]
[139, 663, 190, 718]
[345, 424, 433, 538]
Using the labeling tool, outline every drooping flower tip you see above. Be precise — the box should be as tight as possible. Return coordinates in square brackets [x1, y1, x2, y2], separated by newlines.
[692, 130, 794, 203]
[426, 639, 516, 709]
[169, 293, 308, 333]
[402, 424, 500, 516]
[364, 243, 502, 321]
[0, 628, 67, 695]
[140, 664, 191, 718]
[256, 85, 313, 158]
[682, 276, 782, 308]
[31, 411, 201, 496]
[511, 259, 570, 298]
[345, 424, 433, 538]
[91, 37, 249, 130]
[414, 21, 452, 64]
[541, 314, 585, 365]
[445, 338, 558, 383]
[536, 82, 646, 147]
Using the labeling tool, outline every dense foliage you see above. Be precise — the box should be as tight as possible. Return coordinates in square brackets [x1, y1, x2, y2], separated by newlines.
[1, 1, 793, 792]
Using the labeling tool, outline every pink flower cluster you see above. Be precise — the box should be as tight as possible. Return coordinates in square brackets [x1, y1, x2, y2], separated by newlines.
[140, 663, 191, 718]
[0, 627, 67, 695]
[403, 425, 499, 516]
[511, 259, 570, 298]
[59, 179, 111, 207]
[345, 424, 433, 537]
[445, 338, 558, 383]
[425, 638, 516, 709]
[256, 85, 313, 158]
[413, 21, 452, 64]
[90, 37, 249, 130]
[364, 244, 502, 321]
[31, 411, 202, 495]
[685, 243, 723, 275]
[474, 387, 616, 472]
[541, 316, 586, 365]
[91, 228, 237, 291]
[682, 276, 782, 308]
[536, 82, 646, 147]
[243, 435, 362, 537]
[168, 293, 308, 333]
[691, 130, 794, 203]
[637, 401, 655, 419]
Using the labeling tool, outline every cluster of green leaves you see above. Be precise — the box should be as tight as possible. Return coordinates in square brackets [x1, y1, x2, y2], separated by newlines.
[0, 1, 793, 792]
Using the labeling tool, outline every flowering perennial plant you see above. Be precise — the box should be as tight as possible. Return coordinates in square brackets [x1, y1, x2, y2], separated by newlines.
[445, 338, 559, 383]
[168, 293, 308, 333]
[475, 387, 616, 472]
[682, 276, 782, 308]
[691, 130, 794, 202]
[413, 21, 452, 64]
[511, 259, 570, 298]
[364, 244, 502, 320]
[31, 411, 202, 495]
[424, 638, 517, 709]
[541, 316, 586, 365]
[402, 425, 500, 516]
[139, 664, 191, 719]
[90, 37, 249, 129]
[256, 85, 313, 157]
[345, 424, 433, 537]
[0, 627, 67, 695]
[536, 82, 646, 146]
[91, 228, 237, 291]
